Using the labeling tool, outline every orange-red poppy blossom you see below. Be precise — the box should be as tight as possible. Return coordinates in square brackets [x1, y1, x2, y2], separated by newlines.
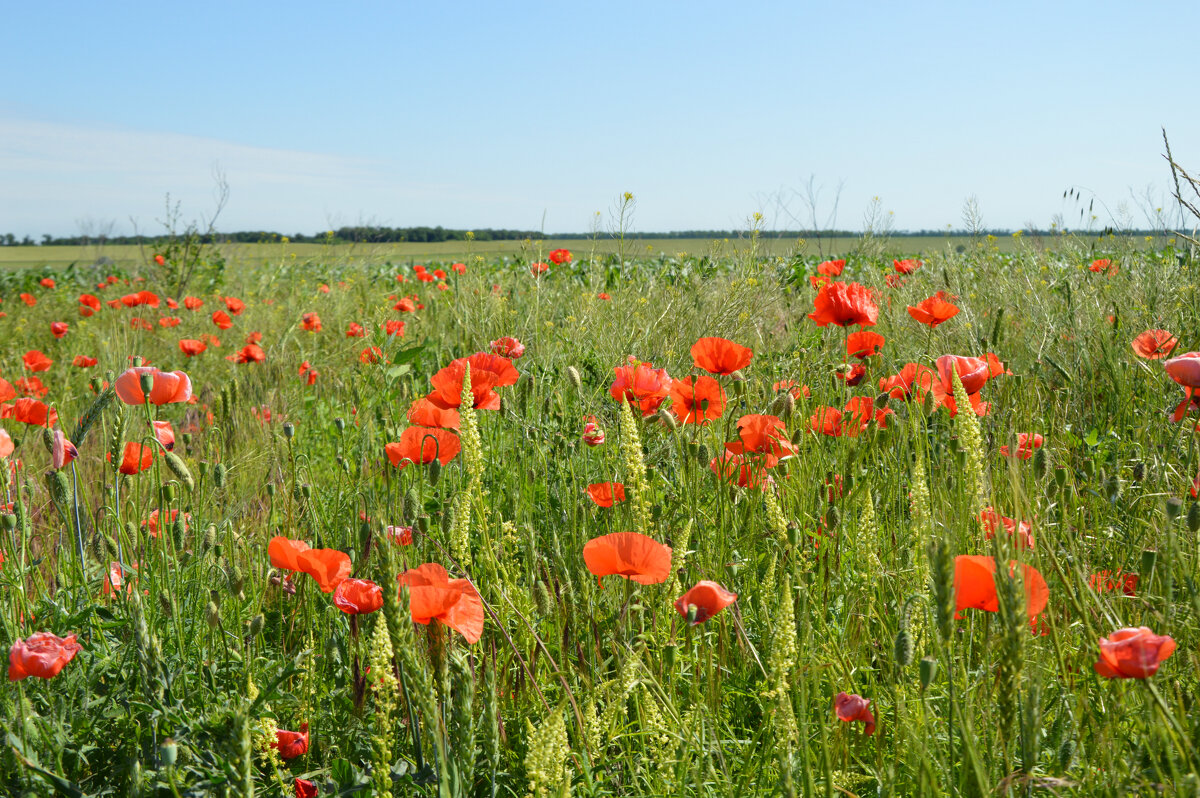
[115, 366, 193, 405]
[489, 336, 525, 358]
[332, 578, 384, 614]
[1093, 627, 1175, 679]
[0, 429, 13, 458]
[1131, 329, 1177, 359]
[834, 692, 876, 735]
[953, 555, 1048, 621]
[296, 548, 352, 593]
[808, 281, 879, 328]
[222, 296, 246, 315]
[979, 507, 1035, 550]
[8, 632, 82, 681]
[893, 258, 922, 274]
[879, 363, 936, 401]
[459, 353, 520, 387]
[674, 580, 737, 624]
[50, 322, 68, 339]
[998, 432, 1043, 459]
[586, 482, 627, 507]
[709, 449, 777, 488]
[397, 563, 484, 643]
[773, 380, 811, 400]
[428, 361, 502, 410]
[408, 397, 460, 430]
[383, 320, 406, 338]
[385, 426, 461, 468]
[668, 376, 726, 425]
[690, 337, 753, 375]
[211, 310, 233, 330]
[110, 442, 155, 475]
[583, 531, 672, 587]
[22, 350, 53, 372]
[295, 779, 317, 798]
[907, 292, 960, 328]
[179, 339, 207, 357]
[145, 508, 186, 538]
[549, 248, 572, 264]
[301, 312, 322, 332]
[234, 344, 266, 364]
[272, 723, 309, 760]
[345, 322, 365, 338]
[530, 261, 550, 277]
[11, 398, 58, 427]
[152, 419, 175, 451]
[1089, 570, 1139, 596]
[846, 330, 885, 359]
[1089, 258, 1116, 275]
[268, 536, 311, 571]
[183, 296, 204, 310]
[51, 429, 78, 469]
[78, 294, 102, 316]
[1164, 352, 1200, 390]
[73, 355, 98, 367]
[609, 361, 672, 417]
[817, 259, 845, 276]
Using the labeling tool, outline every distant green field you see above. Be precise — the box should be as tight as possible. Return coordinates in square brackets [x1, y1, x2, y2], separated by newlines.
[0, 232, 1146, 271]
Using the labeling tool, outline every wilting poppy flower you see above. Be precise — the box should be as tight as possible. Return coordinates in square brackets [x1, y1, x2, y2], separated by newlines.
[669, 376, 726, 424]
[846, 330, 885, 359]
[269, 536, 311, 571]
[808, 281, 879, 328]
[586, 482, 627, 507]
[610, 361, 672, 416]
[234, 344, 266, 364]
[1094, 627, 1175, 679]
[272, 723, 310, 760]
[115, 366, 192, 405]
[334, 580, 384, 614]
[22, 350, 52, 372]
[953, 555, 1048, 621]
[385, 426, 461, 468]
[582, 417, 605, 446]
[834, 692, 876, 735]
[397, 563, 484, 643]
[691, 337, 753, 375]
[111, 442, 154, 475]
[429, 361, 502, 410]
[152, 419, 175, 451]
[893, 258, 922, 274]
[301, 312, 322, 332]
[50, 322, 68, 339]
[295, 778, 318, 798]
[530, 261, 550, 277]
[1089, 570, 1139, 596]
[51, 429, 77, 469]
[211, 310, 233, 330]
[19, 293, 36, 306]
[736, 414, 797, 457]
[998, 432, 1043, 459]
[1131, 329, 1177, 359]
[296, 548, 352, 593]
[817, 259, 845, 276]
[179, 339, 207, 357]
[408, 397, 460, 430]
[72, 355, 98, 367]
[979, 507, 1035, 549]
[583, 532, 672, 587]
[12, 398, 58, 427]
[8, 632, 81, 681]
[675, 580, 737, 624]
[549, 248, 572, 264]
[78, 294, 102, 316]
[1089, 258, 1115, 275]
[907, 292, 960, 328]
[490, 337, 525, 359]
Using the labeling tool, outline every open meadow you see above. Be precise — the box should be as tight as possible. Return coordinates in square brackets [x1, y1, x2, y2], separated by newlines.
[2, 231, 1200, 797]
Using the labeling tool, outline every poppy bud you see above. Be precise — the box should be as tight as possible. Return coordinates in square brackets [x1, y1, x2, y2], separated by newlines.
[730, 370, 746, 383]
[416, 515, 430, 534]
[139, 372, 154, 397]
[160, 738, 178, 768]
[787, 522, 800, 548]
[781, 392, 796, 420]
[249, 614, 264, 638]
[1, 513, 16, 532]
[428, 458, 442, 486]
[1083, 459, 1095, 478]
[1166, 498, 1183, 521]
[1033, 447, 1047, 480]
[301, 483, 312, 499]
[165, 453, 194, 491]
[825, 505, 840, 530]
[282, 422, 295, 440]
[1057, 737, 1076, 773]
[894, 628, 913, 667]
[1053, 467, 1067, 492]
[404, 488, 419, 518]
[566, 366, 582, 390]
[47, 469, 69, 507]
[663, 643, 676, 670]
[213, 463, 227, 488]
[658, 409, 678, 431]
[919, 656, 938, 691]
[694, 443, 710, 464]
[158, 591, 173, 617]
[1188, 503, 1200, 534]
[171, 516, 185, 547]
[181, 432, 192, 449]
[160, 484, 175, 504]
[205, 601, 220, 628]
[41, 426, 54, 453]
[334, 417, 345, 432]
[1141, 549, 1158, 576]
[229, 565, 245, 597]
[202, 524, 217, 552]
[266, 482, 276, 497]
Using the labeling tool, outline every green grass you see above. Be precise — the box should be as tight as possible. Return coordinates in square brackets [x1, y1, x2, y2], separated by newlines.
[1, 233, 1199, 796]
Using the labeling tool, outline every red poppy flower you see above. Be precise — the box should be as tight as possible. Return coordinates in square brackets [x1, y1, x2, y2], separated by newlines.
[301, 312, 322, 332]
[834, 692, 876, 735]
[0, 429, 13, 458]
[583, 531, 672, 587]
[295, 778, 318, 798]
[40, 277, 56, 289]
[835, 362, 867, 386]
[166, 298, 179, 309]
[49, 322, 69, 339]
[157, 317, 180, 329]
[211, 310, 233, 329]
[548, 248, 572, 264]
[12, 398, 58, 427]
[184, 296, 204, 310]
[582, 418, 605, 446]
[397, 563, 484, 643]
[610, 361, 672, 416]
[234, 344, 266, 364]
[428, 361, 501, 410]
[15, 377, 48, 398]
[408, 397, 460, 430]
[773, 380, 811, 400]
[19, 293, 36, 306]
[998, 432, 1043, 459]
[844, 395, 892, 431]
[709, 449, 777, 488]
[1089, 258, 1116, 275]
[459, 352, 520, 387]
[385, 426, 461, 468]
[78, 294, 102, 316]
[154, 254, 166, 266]
[381, 320, 405, 338]
[893, 258, 922, 274]
[8, 632, 82, 681]
[115, 366, 192, 405]
[674, 580, 737, 624]
[385, 525, 414, 546]
[152, 419, 175, 451]
[817, 259, 845, 276]
[1094, 627, 1175, 679]
[451, 262, 466, 274]
[296, 548, 352, 593]
[690, 337, 753, 375]
[597, 292, 611, 300]
[111, 442, 155, 475]
[179, 339, 207, 357]
[395, 297, 417, 313]
[489, 337, 525, 359]
[416, 271, 435, 283]
[586, 482, 627, 507]
[530, 261, 550, 277]
[735, 414, 796, 457]
[979, 507, 1035, 549]
[72, 355, 97, 367]
[359, 346, 385, 364]
[668, 376, 726, 424]
[907, 292, 960, 328]
[934, 353, 1004, 397]
[808, 281, 879, 328]
[1164, 352, 1200, 390]
[345, 322, 365, 338]
[1089, 570, 1139, 596]
[22, 350, 52, 372]
[1131, 329, 1178, 359]
[102, 560, 138, 597]
[272, 723, 310, 760]
[223, 296, 246, 315]
[953, 555, 1048, 621]
[144, 508, 185, 539]
[846, 330, 885, 359]
[268, 536, 311, 571]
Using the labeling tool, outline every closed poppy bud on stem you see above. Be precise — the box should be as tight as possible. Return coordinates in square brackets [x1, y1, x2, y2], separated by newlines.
[428, 459, 441, 486]
[919, 656, 938, 690]
[566, 366, 581, 390]
[214, 463, 227, 488]
[1165, 497, 1183, 521]
[1188, 503, 1200, 534]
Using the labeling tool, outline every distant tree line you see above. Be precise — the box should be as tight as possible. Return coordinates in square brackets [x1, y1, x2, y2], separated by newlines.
[0, 226, 1167, 247]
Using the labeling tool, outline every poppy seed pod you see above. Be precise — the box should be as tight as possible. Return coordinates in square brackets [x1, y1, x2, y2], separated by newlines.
[658, 409, 678, 431]
[202, 524, 217, 552]
[334, 417, 345, 432]
[139, 372, 155, 397]
[1166, 498, 1183, 521]
[160, 739, 178, 768]
[1187, 503, 1200, 534]
[283, 422, 295, 440]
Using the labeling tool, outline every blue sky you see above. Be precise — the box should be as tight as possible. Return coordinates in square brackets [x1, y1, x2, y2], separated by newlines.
[3, 1, 1197, 237]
